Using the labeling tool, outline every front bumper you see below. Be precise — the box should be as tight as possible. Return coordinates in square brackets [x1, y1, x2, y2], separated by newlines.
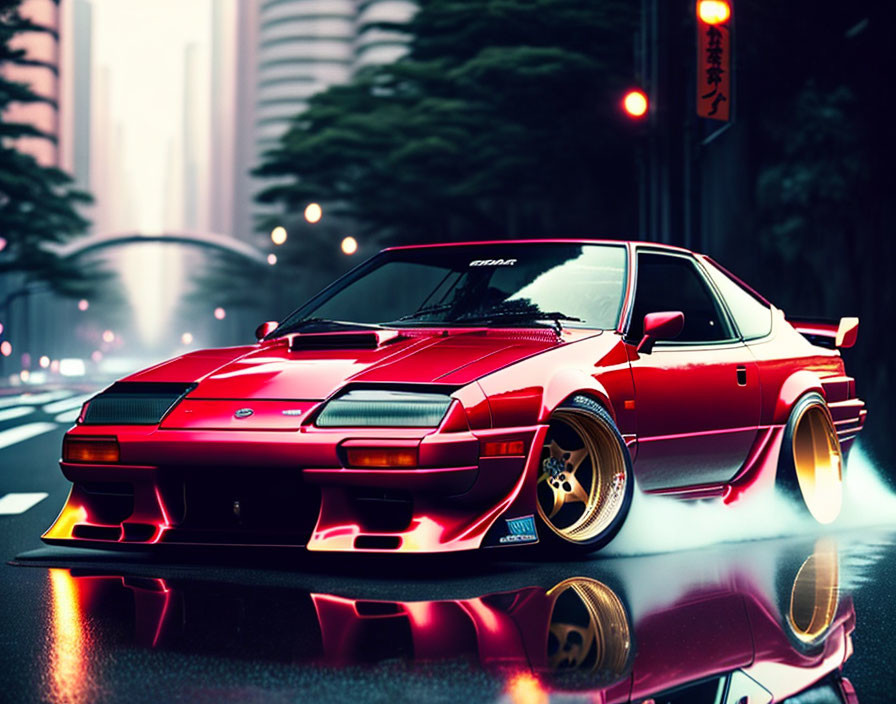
[43, 424, 547, 553]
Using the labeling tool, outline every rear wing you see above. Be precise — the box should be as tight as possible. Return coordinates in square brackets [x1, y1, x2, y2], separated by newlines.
[787, 316, 859, 349]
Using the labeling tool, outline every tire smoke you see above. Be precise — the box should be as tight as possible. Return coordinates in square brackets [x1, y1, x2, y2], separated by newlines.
[605, 444, 896, 557]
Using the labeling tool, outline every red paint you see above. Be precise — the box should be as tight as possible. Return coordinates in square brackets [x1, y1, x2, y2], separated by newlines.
[43, 240, 866, 554]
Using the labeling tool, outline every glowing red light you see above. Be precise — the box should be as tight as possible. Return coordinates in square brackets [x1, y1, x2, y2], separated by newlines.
[697, 0, 731, 24]
[623, 90, 649, 118]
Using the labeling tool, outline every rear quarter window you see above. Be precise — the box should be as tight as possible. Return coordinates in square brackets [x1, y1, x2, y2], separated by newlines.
[701, 259, 772, 340]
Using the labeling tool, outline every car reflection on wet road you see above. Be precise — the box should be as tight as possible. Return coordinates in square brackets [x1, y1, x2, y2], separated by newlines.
[8, 531, 894, 704]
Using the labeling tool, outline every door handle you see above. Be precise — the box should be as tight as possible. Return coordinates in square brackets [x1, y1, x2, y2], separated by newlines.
[736, 365, 747, 386]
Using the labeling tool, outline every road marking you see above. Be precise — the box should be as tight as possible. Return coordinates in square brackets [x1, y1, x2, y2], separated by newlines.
[0, 422, 59, 449]
[0, 407, 34, 423]
[55, 410, 80, 424]
[0, 391, 73, 409]
[0, 492, 49, 515]
[43, 394, 93, 414]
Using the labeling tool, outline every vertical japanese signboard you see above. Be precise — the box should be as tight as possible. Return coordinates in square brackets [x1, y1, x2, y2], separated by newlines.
[697, 7, 731, 121]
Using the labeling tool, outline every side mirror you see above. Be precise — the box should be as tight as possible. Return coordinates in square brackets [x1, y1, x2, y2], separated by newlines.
[255, 321, 278, 341]
[636, 311, 684, 354]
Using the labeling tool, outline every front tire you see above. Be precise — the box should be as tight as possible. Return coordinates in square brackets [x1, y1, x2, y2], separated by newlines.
[535, 396, 633, 555]
[777, 392, 844, 524]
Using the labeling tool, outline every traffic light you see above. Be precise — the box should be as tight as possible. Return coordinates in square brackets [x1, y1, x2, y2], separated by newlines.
[623, 89, 649, 119]
[697, 0, 730, 25]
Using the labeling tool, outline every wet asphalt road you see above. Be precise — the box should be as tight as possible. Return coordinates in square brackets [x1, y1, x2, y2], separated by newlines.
[1, 386, 895, 704]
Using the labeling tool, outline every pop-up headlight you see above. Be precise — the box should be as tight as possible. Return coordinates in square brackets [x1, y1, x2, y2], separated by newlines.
[315, 389, 452, 428]
[81, 382, 195, 425]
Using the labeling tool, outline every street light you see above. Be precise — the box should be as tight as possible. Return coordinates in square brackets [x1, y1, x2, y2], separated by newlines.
[623, 89, 649, 118]
[341, 236, 358, 255]
[697, 0, 731, 24]
[270, 226, 287, 245]
[304, 203, 322, 224]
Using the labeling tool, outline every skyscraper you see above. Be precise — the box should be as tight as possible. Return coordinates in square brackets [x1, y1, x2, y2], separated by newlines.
[2, 0, 61, 167]
[221, 0, 417, 243]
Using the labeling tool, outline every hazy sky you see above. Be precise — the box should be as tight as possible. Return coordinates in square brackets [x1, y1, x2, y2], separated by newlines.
[91, 0, 211, 232]
[89, 0, 213, 345]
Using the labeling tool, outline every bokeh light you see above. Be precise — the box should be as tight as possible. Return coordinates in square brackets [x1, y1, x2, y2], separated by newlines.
[267, 253, 278, 266]
[50, 359, 60, 373]
[214, 307, 226, 320]
[102, 330, 115, 343]
[181, 332, 194, 345]
[697, 0, 731, 24]
[20, 370, 30, 383]
[341, 236, 358, 255]
[270, 226, 287, 245]
[0, 236, 6, 252]
[91, 350, 103, 363]
[77, 299, 89, 312]
[0, 341, 11, 357]
[623, 90, 649, 118]
[304, 202, 322, 224]
[39, 355, 50, 369]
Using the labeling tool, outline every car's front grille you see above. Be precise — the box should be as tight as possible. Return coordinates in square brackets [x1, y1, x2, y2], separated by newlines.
[160, 468, 320, 545]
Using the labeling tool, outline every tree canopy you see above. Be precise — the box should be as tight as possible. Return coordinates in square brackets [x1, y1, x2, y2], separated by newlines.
[255, 0, 640, 248]
[0, 0, 94, 296]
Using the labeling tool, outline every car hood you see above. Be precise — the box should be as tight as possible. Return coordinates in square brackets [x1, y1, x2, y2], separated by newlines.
[123, 329, 593, 400]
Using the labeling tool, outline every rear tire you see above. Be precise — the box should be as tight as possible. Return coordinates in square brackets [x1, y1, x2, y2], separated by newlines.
[777, 392, 843, 524]
[535, 396, 633, 555]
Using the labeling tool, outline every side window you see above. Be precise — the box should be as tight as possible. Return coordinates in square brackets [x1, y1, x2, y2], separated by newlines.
[701, 259, 773, 340]
[629, 252, 734, 343]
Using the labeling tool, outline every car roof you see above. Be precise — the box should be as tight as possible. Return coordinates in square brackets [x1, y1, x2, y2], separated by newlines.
[383, 238, 700, 256]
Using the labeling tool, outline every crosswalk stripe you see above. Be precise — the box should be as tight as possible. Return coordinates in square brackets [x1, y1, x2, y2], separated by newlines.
[0, 407, 34, 423]
[0, 492, 49, 515]
[43, 394, 93, 414]
[54, 409, 80, 424]
[0, 422, 59, 449]
[0, 390, 73, 409]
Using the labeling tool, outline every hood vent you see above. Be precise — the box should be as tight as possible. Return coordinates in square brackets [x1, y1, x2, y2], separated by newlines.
[289, 331, 403, 351]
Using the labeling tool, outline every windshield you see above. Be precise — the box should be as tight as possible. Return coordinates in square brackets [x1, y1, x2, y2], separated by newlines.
[274, 243, 628, 334]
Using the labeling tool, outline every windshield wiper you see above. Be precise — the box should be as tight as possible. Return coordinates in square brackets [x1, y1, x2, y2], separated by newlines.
[393, 302, 455, 323]
[273, 318, 386, 336]
[451, 310, 582, 334]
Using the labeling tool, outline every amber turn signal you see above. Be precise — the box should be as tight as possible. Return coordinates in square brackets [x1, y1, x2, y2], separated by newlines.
[481, 440, 526, 457]
[63, 436, 120, 463]
[345, 447, 418, 468]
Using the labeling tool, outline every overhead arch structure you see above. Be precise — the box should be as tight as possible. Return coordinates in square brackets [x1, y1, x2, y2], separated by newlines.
[44, 231, 269, 265]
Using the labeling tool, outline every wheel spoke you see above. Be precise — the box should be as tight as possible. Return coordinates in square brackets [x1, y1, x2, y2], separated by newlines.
[548, 485, 565, 518]
[548, 440, 565, 461]
[566, 447, 588, 474]
[566, 472, 590, 505]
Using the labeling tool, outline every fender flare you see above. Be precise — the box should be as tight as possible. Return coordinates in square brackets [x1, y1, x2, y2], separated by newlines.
[773, 370, 826, 425]
[540, 368, 614, 424]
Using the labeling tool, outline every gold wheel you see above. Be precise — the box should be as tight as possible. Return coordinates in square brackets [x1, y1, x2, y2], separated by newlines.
[546, 578, 631, 677]
[536, 409, 628, 544]
[788, 538, 840, 645]
[792, 403, 843, 524]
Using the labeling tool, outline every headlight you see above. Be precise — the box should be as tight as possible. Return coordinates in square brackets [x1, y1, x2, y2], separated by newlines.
[315, 389, 453, 428]
[81, 382, 195, 425]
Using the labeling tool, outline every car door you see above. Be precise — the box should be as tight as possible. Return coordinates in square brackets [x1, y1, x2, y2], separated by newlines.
[625, 249, 761, 491]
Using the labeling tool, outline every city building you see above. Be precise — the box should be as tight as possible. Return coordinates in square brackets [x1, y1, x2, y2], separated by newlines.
[223, 0, 417, 243]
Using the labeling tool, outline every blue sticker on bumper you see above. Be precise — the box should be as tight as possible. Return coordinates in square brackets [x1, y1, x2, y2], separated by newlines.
[499, 514, 538, 544]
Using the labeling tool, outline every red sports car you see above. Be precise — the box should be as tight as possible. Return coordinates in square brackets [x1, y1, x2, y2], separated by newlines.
[43, 240, 866, 554]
